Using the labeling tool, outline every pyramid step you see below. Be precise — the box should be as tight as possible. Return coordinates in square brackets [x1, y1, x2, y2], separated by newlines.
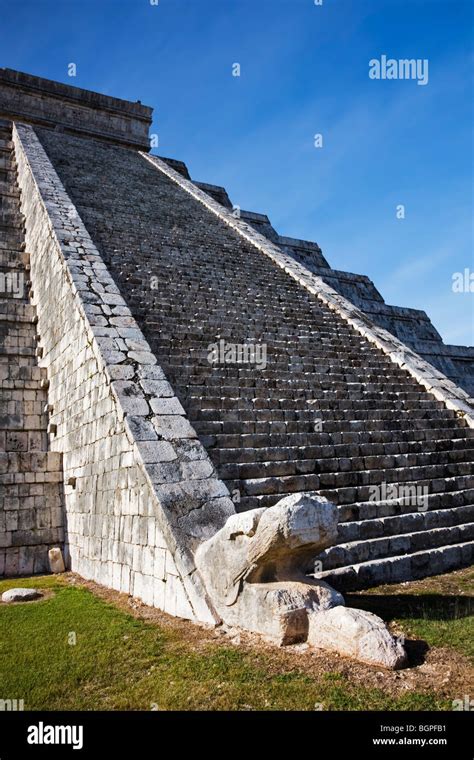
[0, 394, 47, 415]
[1, 429, 49, 452]
[336, 487, 474, 522]
[225, 465, 474, 500]
[201, 426, 474, 451]
[178, 376, 425, 392]
[0, 172, 16, 187]
[0, 410, 49, 431]
[0, 450, 62, 473]
[315, 541, 474, 590]
[0, 229, 23, 246]
[170, 360, 413, 376]
[0, 291, 29, 303]
[190, 400, 449, 423]
[0, 384, 47, 403]
[0, 156, 15, 172]
[0, 301, 36, 322]
[164, 348, 404, 364]
[0, 364, 47, 383]
[168, 343, 396, 358]
[0, 210, 23, 226]
[217, 447, 474, 480]
[322, 522, 474, 570]
[0, 181, 20, 199]
[180, 382, 427, 398]
[193, 413, 462, 437]
[210, 436, 474, 465]
[0, 240, 24, 254]
[0, 194, 21, 213]
[173, 371, 415, 387]
[0, 356, 39, 370]
[233, 475, 474, 511]
[337, 504, 474, 543]
[175, 369, 418, 385]
[186, 390, 442, 408]
[177, 330, 367, 346]
[0, 322, 36, 340]
[320, 474, 474, 507]
[0, 470, 63, 487]
[0, 343, 36, 357]
[0, 250, 30, 269]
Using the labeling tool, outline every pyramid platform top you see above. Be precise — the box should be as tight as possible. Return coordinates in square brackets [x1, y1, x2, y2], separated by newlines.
[0, 68, 153, 150]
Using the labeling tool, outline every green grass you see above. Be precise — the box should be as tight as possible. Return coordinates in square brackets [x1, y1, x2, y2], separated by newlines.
[348, 575, 474, 660]
[0, 576, 451, 711]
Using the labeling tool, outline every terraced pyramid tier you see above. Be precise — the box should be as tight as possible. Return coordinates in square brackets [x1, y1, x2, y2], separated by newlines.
[0, 119, 64, 576]
[36, 127, 474, 588]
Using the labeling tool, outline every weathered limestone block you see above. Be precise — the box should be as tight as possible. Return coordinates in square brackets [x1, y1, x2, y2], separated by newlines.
[307, 606, 407, 670]
[220, 580, 344, 645]
[48, 547, 65, 573]
[2, 587, 42, 603]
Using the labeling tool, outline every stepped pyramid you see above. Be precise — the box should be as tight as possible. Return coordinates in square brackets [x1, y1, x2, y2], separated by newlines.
[0, 70, 472, 634]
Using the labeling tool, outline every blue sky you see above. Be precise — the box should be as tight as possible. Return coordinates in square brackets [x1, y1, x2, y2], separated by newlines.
[1, 0, 473, 344]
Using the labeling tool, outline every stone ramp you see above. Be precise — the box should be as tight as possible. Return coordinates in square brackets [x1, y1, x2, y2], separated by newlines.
[34, 127, 474, 587]
[0, 119, 64, 576]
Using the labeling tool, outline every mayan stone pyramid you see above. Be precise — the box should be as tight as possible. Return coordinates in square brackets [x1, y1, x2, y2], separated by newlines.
[0, 70, 473, 653]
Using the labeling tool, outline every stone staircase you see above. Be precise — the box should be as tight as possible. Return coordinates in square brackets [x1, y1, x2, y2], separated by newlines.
[160, 164, 474, 397]
[0, 118, 64, 576]
[35, 128, 474, 589]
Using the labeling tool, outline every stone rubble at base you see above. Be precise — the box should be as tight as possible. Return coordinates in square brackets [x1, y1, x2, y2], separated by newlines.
[1, 587, 42, 602]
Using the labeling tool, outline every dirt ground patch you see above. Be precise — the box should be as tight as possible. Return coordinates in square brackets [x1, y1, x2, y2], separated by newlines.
[70, 568, 474, 703]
